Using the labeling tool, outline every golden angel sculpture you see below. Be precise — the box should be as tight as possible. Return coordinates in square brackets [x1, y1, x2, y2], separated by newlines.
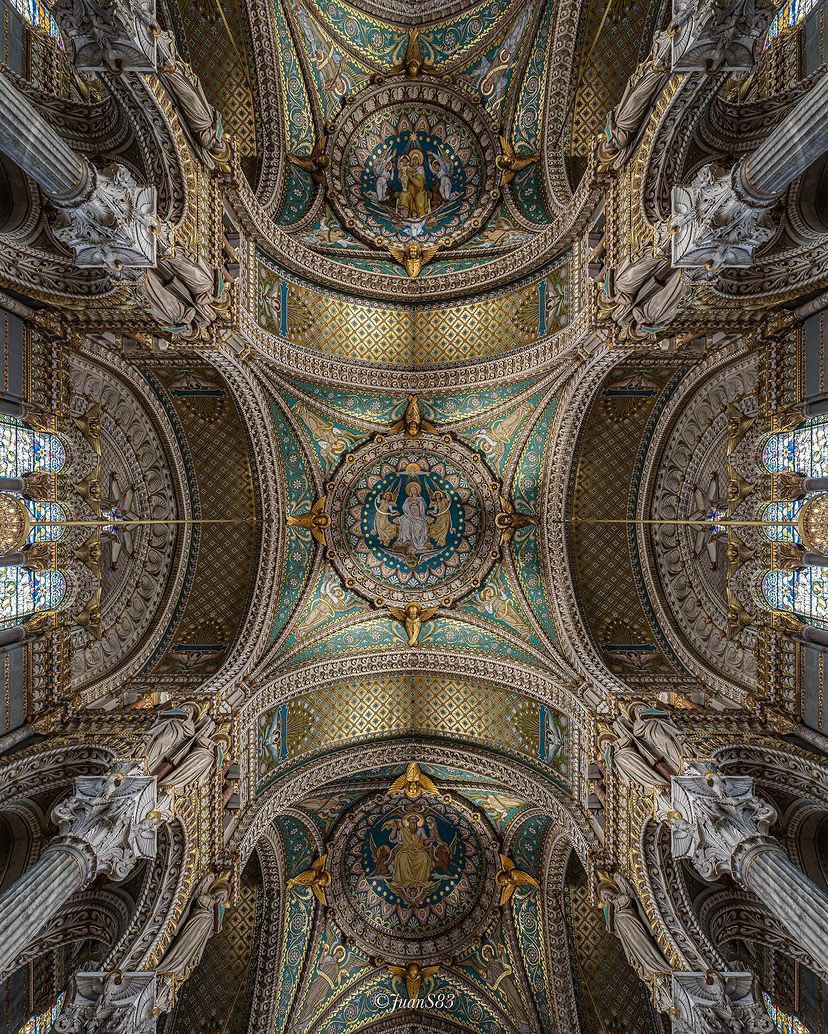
[387, 241, 438, 278]
[495, 496, 537, 545]
[287, 855, 331, 905]
[387, 762, 440, 799]
[287, 495, 330, 546]
[496, 137, 538, 185]
[389, 395, 437, 439]
[388, 961, 440, 1000]
[289, 135, 330, 185]
[496, 854, 539, 905]
[387, 602, 438, 646]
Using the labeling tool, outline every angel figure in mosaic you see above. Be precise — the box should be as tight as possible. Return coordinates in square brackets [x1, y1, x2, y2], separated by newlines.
[298, 574, 353, 636]
[427, 490, 452, 547]
[374, 491, 399, 547]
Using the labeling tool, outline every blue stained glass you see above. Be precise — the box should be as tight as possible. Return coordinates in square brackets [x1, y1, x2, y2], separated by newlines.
[25, 500, 66, 543]
[763, 992, 811, 1033]
[763, 500, 802, 543]
[0, 418, 65, 477]
[763, 568, 828, 626]
[763, 418, 828, 475]
[19, 993, 65, 1034]
[765, 0, 819, 45]
[8, 0, 63, 44]
[0, 568, 65, 625]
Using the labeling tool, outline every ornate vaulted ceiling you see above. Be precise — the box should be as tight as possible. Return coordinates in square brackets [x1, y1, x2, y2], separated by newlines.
[166, 0, 660, 299]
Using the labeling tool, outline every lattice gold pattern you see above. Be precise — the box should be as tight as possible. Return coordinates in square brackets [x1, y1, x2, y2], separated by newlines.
[569, 365, 677, 674]
[149, 366, 258, 676]
[175, 0, 257, 158]
[569, 0, 658, 158]
[258, 675, 570, 784]
[283, 280, 544, 366]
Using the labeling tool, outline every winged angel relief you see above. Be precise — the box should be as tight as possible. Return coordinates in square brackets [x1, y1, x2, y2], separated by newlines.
[368, 809, 456, 906]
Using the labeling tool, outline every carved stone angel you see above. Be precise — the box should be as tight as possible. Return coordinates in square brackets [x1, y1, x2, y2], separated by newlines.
[158, 872, 231, 982]
[603, 715, 670, 789]
[156, 32, 232, 172]
[159, 718, 230, 792]
[598, 32, 671, 169]
[628, 702, 686, 775]
[141, 703, 199, 774]
[597, 871, 671, 980]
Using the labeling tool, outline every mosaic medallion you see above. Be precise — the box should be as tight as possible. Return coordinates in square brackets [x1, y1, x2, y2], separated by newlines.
[326, 430, 501, 608]
[328, 791, 498, 963]
[328, 83, 499, 251]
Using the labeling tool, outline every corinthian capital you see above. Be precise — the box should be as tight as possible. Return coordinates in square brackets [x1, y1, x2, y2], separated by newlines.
[51, 763, 158, 881]
[50, 0, 160, 72]
[670, 0, 776, 72]
[671, 163, 775, 271]
[53, 971, 158, 1034]
[671, 972, 775, 1033]
[52, 163, 158, 271]
[667, 763, 776, 881]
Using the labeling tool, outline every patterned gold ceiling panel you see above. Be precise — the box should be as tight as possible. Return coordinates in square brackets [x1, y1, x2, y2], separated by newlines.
[257, 250, 572, 366]
[256, 675, 571, 794]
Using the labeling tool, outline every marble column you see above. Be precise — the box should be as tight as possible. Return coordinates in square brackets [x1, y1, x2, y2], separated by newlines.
[672, 74, 828, 270]
[0, 764, 157, 977]
[0, 70, 157, 270]
[666, 763, 828, 981]
[0, 552, 24, 568]
[0, 478, 26, 493]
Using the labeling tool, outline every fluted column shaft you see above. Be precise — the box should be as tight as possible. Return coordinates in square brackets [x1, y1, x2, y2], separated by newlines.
[0, 846, 87, 974]
[0, 71, 90, 203]
[739, 73, 828, 202]
[740, 844, 828, 980]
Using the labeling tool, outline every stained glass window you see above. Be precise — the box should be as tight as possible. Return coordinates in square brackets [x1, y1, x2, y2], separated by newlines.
[0, 417, 65, 477]
[8, 0, 63, 45]
[763, 418, 828, 475]
[19, 993, 65, 1034]
[763, 992, 811, 1033]
[763, 568, 828, 626]
[0, 568, 65, 626]
[24, 501, 66, 543]
[763, 500, 803, 543]
[766, 0, 820, 44]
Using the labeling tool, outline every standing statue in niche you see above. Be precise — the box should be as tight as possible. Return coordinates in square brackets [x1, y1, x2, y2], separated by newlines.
[142, 705, 230, 791]
[600, 702, 686, 789]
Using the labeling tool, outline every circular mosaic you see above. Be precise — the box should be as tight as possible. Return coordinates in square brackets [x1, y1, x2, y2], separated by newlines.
[326, 431, 501, 607]
[328, 83, 498, 250]
[328, 791, 498, 963]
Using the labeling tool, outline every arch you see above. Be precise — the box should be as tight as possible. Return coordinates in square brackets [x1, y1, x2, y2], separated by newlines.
[232, 739, 596, 876]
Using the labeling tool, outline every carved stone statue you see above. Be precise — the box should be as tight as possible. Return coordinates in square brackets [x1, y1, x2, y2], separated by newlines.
[156, 32, 232, 171]
[602, 716, 671, 789]
[598, 32, 671, 169]
[597, 872, 671, 979]
[142, 252, 227, 339]
[141, 704, 199, 774]
[628, 703, 686, 775]
[158, 873, 231, 982]
[598, 254, 687, 341]
[158, 717, 229, 791]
